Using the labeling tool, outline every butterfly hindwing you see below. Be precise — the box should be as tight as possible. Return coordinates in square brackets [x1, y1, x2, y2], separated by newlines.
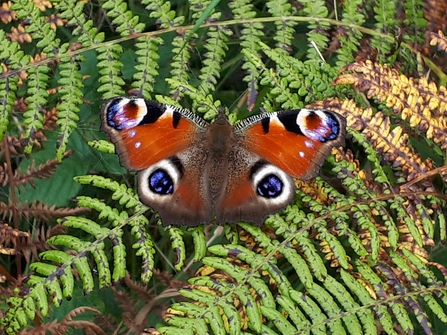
[216, 146, 296, 224]
[137, 147, 213, 226]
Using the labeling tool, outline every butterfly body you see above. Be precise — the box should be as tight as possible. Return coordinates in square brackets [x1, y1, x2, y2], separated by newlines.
[101, 98, 346, 226]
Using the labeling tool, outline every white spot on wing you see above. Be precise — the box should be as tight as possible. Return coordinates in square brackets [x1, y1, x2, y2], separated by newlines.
[305, 140, 313, 148]
[135, 142, 141, 149]
[129, 130, 136, 137]
[299, 151, 305, 158]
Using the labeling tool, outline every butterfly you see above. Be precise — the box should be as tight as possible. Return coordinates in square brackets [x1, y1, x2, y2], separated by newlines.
[101, 97, 346, 226]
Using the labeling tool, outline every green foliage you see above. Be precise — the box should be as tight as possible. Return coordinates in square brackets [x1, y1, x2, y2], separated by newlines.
[0, 0, 447, 334]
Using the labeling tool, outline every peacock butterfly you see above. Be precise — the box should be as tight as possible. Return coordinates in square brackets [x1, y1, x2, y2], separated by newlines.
[101, 97, 346, 226]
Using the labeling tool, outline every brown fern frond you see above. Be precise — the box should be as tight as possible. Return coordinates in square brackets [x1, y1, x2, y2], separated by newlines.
[43, 107, 58, 131]
[429, 30, 447, 53]
[0, 200, 89, 222]
[313, 97, 437, 188]
[124, 273, 155, 303]
[425, 0, 447, 35]
[112, 286, 149, 334]
[18, 224, 66, 264]
[365, 112, 435, 186]
[46, 14, 66, 30]
[152, 269, 187, 290]
[0, 1, 15, 24]
[18, 307, 105, 335]
[6, 25, 32, 44]
[0, 135, 27, 156]
[0, 223, 30, 255]
[334, 60, 447, 148]
[309, 98, 374, 130]
[12, 149, 74, 189]
[32, 0, 53, 11]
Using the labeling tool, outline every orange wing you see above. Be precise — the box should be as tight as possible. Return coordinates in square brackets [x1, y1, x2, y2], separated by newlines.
[236, 108, 346, 180]
[101, 98, 209, 171]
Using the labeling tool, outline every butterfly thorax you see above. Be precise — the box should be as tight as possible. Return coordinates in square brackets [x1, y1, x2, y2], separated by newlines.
[204, 116, 236, 203]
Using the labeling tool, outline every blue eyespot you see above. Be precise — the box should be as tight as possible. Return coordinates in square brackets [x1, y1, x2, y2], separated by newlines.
[325, 113, 340, 141]
[149, 169, 174, 195]
[257, 174, 283, 198]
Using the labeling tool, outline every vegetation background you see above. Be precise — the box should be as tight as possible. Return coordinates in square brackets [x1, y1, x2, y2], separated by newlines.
[1, 0, 447, 334]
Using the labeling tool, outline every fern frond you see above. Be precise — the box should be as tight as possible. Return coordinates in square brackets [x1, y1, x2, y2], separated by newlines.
[11, 0, 59, 54]
[19, 307, 104, 335]
[430, 30, 447, 53]
[55, 56, 84, 160]
[244, 43, 339, 111]
[143, 0, 183, 28]
[0, 223, 30, 256]
[97, 44, 126, 98]
[75, 175, 142, 210]
[142, 0, 187, 99]
[165, 79, 220, 119]
[334, 61, 447, 149]
[76, 194, 155, 283]
[7, 148, 74, 190]
[335, 0, 365, 67]
[371, 0, 399, 62]
[298, 0, 329, 60]
[198, 25, 232, 95]
[0, 2, 15, 24]
[402, 0, 427, 49]
[102, 0, 145, 36]
[57, 0, 104, 46]
[228, 0, 263, 109]
[131, 36, 163, 98]
[0, 199, 86, 222]
[266, 0, 296, 54]
[168, 31, 194, 100]
[0, 31, 25, 141]
[187, 0, 232, 95]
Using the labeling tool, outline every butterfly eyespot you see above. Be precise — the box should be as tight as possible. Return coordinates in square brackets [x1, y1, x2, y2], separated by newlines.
[256, 174, 283, 198]
[149, 169, 174, 195]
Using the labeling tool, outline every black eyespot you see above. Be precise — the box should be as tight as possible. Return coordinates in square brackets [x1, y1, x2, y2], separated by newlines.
[149, 169, 174, 195]
[257, 174, 283, 198]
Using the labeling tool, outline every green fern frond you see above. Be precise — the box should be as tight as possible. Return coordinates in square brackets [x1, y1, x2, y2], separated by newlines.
[402, 0, 427, 48]
[0, 31, 23, 141]
[11, 0, 59, 54]
[143, 0, 183, 28]
[132, 36, 164, 98]
[55, 56, 84, 160]
[335, 0, 365, 67]
[74, 175, 142, 210]
[22, 64, 49, 153]
[187, 0, 232, 96]
[57, 1, 105, 46]
[298, 0, 329, 60]
[228, 0, 263, 108]
[168, 31, 194, 100]
[198, 25, 232, 95]
[371, 0, 399, 62]
[165, 79, 221, 119]
[102, 0, 145, 36]
[97, 45, 126, 98]
[141, 0, 189, 99]
[244, 43, 339, 111]
[266, 0, 296, 54]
